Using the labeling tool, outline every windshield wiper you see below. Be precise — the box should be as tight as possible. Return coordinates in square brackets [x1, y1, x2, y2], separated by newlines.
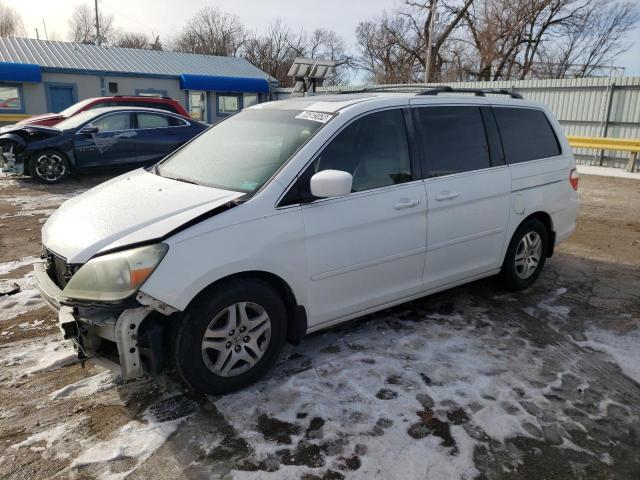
[163, 175, 201, 186]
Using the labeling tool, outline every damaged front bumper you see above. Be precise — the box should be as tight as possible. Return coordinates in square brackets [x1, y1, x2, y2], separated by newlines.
[0, 144, 25, 175]
[0, 133, 27, 175]
[34, 261, 174, 380]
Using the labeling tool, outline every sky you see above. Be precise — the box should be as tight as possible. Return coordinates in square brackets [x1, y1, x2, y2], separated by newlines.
[5, 0, 640, 77]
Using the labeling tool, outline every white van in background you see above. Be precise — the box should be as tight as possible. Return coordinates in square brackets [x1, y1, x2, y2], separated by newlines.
[35, 88, 580, 394]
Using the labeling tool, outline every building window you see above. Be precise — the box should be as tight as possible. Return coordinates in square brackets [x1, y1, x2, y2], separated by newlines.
[243, 93, 258, 108]
[0, 84, 22, 111]
[135, 88, 168, 98]
[217, 94, 240, 116]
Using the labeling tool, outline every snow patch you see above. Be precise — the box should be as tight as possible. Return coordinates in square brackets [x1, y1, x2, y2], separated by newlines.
[0, 337, 77, 375]
[578, 327, 640, 384]
[0, 256, 39, 276]
[0, 270, 44, 322]
[11, 416, 86, 459]
[71, 401, 192, 480]
[49, 370, 116, 400]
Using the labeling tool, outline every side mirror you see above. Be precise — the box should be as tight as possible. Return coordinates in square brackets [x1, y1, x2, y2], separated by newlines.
[81, 125, 99, 134]
[310, 169, 352, 198]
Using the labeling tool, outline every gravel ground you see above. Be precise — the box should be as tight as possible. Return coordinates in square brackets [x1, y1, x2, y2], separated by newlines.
[0, 171, 638, 480]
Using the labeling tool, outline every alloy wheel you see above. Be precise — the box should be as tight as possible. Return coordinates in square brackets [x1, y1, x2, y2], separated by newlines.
[201, 302, 272, 377]
[514, 231, 542, 279]
[35, 153, 66, 182]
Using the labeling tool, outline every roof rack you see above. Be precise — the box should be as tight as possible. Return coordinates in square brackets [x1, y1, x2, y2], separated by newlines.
[417, 86, 523, 99]
[337, 85, 427, 94]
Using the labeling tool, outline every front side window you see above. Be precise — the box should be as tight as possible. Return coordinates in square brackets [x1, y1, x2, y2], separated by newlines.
[218, 94, 240, 115]
[305, 109, 411, 193]
[89, 113, 131, 132]
[137, 113, 170, 129]
[414, 106, 490, 178]
[493, 107, 561, 163]
[0, 85, 21, 110]
[157, 109, 326, 193]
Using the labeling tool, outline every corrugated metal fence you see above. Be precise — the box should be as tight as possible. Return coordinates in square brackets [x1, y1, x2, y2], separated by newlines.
[274, 77, 640, 169]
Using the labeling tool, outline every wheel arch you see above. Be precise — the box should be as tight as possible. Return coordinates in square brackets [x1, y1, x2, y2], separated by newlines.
[183, 270, 307, 345]
[516, 211, 556, 257]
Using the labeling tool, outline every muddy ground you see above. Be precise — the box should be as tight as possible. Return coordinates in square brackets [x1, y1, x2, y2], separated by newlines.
[0, 171, 638, 480]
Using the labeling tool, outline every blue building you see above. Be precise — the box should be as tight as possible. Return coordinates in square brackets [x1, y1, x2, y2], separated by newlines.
[0, 37, 274, 124]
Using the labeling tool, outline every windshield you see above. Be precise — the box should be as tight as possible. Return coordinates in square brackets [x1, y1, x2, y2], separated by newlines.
[156, 109, 329, 193]
[59, 98, 94, 117]
[55, 110, 103, 131]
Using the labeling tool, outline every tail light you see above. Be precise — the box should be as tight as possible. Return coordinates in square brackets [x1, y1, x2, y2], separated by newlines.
[569, 168, 579, 191]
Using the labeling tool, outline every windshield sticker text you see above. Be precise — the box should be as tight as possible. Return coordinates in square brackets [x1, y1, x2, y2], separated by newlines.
[295, 111, 332, 123]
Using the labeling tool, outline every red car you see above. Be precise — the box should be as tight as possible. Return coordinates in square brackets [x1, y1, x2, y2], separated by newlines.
[16, 96, 191, 127]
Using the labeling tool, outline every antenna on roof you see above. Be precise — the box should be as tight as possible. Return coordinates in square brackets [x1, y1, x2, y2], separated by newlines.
[288, 57, 336, 97]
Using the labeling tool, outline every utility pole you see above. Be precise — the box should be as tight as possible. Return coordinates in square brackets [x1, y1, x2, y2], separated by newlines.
[94, 0, 102, 45]
[424, 0, 437, 83]
[42, 19, 49, 41]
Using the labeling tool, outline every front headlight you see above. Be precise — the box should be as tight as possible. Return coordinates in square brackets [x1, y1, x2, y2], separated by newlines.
[62, 244, 168, 302]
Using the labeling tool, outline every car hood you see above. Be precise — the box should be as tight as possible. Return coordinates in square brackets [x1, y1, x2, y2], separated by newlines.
[42, 169, 244, 263]
[17, 113, 64, 125]
[0, 124, 62, 136]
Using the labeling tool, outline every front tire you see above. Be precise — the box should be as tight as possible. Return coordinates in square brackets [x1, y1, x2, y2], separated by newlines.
[174, 279, 287, 394]
[28, 150, 69, 184]
[499, 218, 549, 291]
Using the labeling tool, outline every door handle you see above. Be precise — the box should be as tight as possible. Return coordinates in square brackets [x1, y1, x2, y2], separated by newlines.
[435, 191, 460, 201]
[393, 199, 420, 210]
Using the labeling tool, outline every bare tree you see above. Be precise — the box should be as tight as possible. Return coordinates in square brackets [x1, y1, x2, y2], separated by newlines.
[243, 21, 352, 85]
[115, 32, 163, 51]
[536, 0, 638, 78]
[289, 28, 353, 85]
[355, 15, 424, 83]
[68, 3, 116, 44]
[0, 1, 25, 37]
[244, 19, 297, 84]
[172, 7, 246, 56]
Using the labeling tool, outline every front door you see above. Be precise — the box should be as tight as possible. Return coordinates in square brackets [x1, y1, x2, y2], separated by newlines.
[74, 112, 138, 168]
[49, 85, 75, 113]
[411, 104, 511, 290]
[189, 91, 207, 122]
[300, 108, 427, 327]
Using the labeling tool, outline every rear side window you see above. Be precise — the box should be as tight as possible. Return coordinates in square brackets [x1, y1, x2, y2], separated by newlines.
[414, 106, 490, 177]
[137, 113, 170, 129]
[493, 107, 561, 163]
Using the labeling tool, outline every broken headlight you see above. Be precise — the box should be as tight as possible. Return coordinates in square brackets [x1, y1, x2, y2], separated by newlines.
[62, 244, 168, 302]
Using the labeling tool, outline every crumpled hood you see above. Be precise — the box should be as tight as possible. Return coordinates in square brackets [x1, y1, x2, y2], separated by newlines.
[17, 113, 64, 125]
[0, 124, 62, 136]
[42, 169, 243, 263]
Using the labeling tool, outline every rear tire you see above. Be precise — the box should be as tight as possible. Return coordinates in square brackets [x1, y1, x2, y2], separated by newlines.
[174, 279, 287, 394]
[499, 218, 549, 291]
[28, 149, 69, 184]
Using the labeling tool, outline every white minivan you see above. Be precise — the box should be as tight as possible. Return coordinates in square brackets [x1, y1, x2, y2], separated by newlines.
[35, 88, 580, 393]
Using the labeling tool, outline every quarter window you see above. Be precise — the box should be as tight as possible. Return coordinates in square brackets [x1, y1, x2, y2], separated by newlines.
[0, 85, 21, 110]
[414, 106, 490, 178]
[493, 107, 561, 163]
[307, 109, 412, 193]
[90, 113, 131, 132]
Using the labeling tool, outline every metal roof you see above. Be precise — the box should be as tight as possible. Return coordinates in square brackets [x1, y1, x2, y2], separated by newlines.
[0, 37, 271, 80]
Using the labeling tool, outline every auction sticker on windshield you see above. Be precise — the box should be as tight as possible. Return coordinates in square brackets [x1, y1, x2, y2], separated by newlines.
[295, 111, 333, 123]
